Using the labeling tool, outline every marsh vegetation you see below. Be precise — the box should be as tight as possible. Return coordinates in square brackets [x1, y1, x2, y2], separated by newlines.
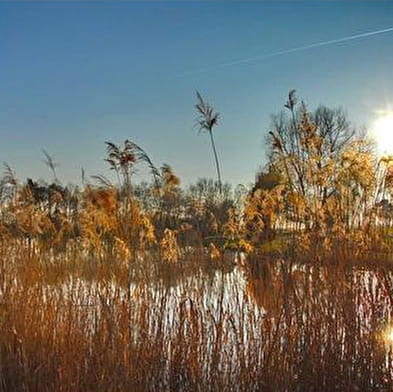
[1, 91, 393, 391]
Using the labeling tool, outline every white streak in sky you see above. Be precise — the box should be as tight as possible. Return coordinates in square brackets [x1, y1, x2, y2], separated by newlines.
[178, 26, 393, 77]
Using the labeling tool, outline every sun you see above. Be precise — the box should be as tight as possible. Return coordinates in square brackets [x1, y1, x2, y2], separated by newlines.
[372, 111, 393, 155]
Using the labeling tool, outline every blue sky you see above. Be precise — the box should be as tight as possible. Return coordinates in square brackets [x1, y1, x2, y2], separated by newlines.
[1, 1, 393, 187]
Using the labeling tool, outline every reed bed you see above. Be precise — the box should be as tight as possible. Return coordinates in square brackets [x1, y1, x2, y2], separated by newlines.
[2, 92, 393, 390]
[1, 239, 393, 391]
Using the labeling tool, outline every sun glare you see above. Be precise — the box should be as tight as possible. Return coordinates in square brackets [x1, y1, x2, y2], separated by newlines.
[372, 112, 393, 155]
[382, 325, 393, 350]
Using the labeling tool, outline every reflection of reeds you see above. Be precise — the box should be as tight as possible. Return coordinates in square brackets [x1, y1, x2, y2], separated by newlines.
[1, 236, 393, 391]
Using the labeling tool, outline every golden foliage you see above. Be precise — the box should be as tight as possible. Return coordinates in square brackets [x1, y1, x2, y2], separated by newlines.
[85, 186, 117, 215]
[159, 228, 180, 263]
[208, 242, 221, 261]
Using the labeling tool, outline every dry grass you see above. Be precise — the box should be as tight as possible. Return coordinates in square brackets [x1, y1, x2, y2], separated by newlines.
[1, 116, 393, 390]
[1, 235, 393, 391]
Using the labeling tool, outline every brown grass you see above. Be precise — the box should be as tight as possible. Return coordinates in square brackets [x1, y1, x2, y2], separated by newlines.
[1, 122, 393, 390]
[1, 235, 393, 391]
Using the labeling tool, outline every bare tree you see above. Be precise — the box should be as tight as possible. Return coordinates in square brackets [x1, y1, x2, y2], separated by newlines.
[264, 90, 372, 230]
[268, 90, 356, 203]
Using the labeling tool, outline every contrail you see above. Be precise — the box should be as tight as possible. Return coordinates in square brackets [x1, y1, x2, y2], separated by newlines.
[178, 26, 393, 77]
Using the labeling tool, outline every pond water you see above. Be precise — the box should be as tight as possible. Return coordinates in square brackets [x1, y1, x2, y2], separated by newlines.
[4, 256, 393, 390]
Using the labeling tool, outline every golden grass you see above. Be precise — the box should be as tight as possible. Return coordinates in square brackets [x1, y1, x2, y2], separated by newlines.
[1, 235, 393, 391]
[1, 133, 393, 390]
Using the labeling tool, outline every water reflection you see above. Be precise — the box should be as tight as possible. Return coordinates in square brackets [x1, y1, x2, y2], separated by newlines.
[11, 254, 393, 389]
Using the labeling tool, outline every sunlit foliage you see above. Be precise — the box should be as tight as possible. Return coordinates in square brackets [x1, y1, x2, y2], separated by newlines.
[1, 93, 393, 391]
